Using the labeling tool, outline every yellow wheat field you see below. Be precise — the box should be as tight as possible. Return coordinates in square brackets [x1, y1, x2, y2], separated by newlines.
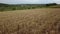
[0, 8, 60, 34]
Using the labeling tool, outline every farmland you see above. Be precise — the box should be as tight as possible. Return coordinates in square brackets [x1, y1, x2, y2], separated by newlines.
[0, 8, 60, 34]
[0, 3, 57, 11]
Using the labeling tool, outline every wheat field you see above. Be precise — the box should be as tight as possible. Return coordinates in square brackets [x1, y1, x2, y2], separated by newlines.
[0, 8, 60, 34]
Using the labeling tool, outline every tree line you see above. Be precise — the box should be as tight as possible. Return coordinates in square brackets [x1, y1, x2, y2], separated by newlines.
[0, 3, 57, 11]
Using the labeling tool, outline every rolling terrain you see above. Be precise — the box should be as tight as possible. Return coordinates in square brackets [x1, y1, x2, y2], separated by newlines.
[0, 8, 60, 34]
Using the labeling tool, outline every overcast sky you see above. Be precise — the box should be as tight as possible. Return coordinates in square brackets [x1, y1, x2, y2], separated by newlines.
[0, 0, 60, 4]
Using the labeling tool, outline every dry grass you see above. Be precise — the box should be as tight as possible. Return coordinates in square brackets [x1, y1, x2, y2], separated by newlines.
[0, 8, 60, 34]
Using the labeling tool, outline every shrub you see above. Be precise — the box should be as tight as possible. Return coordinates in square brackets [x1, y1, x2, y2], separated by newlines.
[12, 8, 16, 10]
[0, 7, 5, 11]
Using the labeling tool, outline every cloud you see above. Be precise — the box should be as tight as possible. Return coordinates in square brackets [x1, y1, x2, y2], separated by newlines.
[53, 0, 60, 4]
[0, 0, 60, 4]
[16, 0, 54, 4]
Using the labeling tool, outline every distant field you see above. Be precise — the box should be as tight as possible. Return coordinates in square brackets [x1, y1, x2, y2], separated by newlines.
[0, 8, 60, 34]
[0, 3, 58, 11]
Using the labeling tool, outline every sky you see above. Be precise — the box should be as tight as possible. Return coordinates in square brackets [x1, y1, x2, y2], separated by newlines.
[0, 0, 60, 4]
